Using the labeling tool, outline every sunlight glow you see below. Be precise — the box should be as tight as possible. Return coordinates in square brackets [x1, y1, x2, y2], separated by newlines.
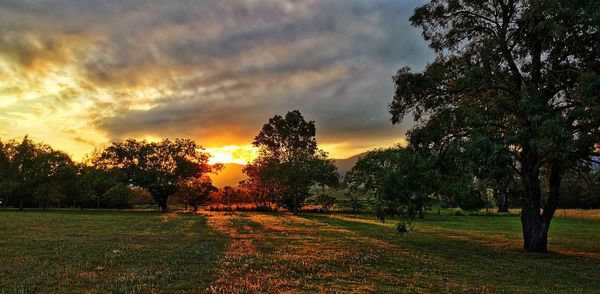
[205, 145, 258, 165]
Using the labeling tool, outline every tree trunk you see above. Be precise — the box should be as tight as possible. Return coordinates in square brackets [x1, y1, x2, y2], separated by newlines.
[19, 196, 23, 211]
[521, 210, 550, 252]
[158, 199, 169, 212]
[520, 182, 548, 252]
[519, 149, 548, 252]
[519, 155, 561, 252]
[496, 188, 510, 213]
[418, 206, 425, 219]
[292, 195, 298, 215]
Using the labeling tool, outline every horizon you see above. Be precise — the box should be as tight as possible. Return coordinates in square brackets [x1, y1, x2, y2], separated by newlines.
[0, 0, 431, 163]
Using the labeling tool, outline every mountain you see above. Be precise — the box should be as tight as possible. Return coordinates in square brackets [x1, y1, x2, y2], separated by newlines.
[333, 152, 368, 177]
[211, 163, 246, 188]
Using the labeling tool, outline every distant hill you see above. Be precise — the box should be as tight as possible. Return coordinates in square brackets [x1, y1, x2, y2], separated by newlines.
[211, 163, 246, 188]
[333, 152, 368, 177]
[210, 152, 367, 188]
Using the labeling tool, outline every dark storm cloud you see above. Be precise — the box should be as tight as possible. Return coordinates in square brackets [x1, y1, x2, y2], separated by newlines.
[0, 0, 432, 156]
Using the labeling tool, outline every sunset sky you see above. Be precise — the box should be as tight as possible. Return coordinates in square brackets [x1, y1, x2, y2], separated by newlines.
[0, 0, 432, 163]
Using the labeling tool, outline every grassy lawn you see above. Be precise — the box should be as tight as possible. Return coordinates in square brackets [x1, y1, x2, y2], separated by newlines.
[0, 210, 226, 293]
[1, 210, 599, 293]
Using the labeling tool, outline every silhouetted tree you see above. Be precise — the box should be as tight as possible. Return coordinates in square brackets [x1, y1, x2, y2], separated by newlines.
[95, 139, 213, 212]
[240, 162, 276, 208]
[244, 110, 339, 214]
[221, 186, 237, 208]
[0, 137, 75, 210]
[103, 184, 134, 210]
[78, 166, 124, 208]
[556, 165, 600, 209]
[176, 176, 218, 211]
[391, 0, 600, 252]
[348, 193, 364, 212]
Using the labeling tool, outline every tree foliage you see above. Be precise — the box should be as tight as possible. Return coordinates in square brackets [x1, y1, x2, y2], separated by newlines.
[346, 147, 438, 221]
[102, 184, 134, 209]
[0, 137, 75, 210]
[391, 0, 600, 251]
[78, 166, 124, 208]
[176, 176, 218, 211]
[316, 193, 336, 211]
[243, 110, 339, 213]
[94, 139, 214, 212]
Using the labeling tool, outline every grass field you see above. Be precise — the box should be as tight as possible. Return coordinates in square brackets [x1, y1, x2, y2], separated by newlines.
[1, 210, 599, 293]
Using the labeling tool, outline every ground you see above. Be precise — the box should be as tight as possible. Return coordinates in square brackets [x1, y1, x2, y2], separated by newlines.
[0, 210, 599, 293]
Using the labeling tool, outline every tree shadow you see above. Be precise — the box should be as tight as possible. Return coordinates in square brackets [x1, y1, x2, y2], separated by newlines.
[299, 213, 600, 292]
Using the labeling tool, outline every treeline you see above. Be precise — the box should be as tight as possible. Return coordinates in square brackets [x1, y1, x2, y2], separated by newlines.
[1, 110, 597, 214]
[0, 111, 340, 212]
[345, 147, 600, 220]
[0, 137, 224, 211]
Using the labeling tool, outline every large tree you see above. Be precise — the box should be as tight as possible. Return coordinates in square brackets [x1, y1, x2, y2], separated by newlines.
[244, 110, 339, 214]
[391, 0, 600, 251]
[95, 139, 214, 212]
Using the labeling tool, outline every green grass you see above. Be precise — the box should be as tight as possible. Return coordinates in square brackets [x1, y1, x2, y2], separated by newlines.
[1, 209, 599, 293]
[0, 210, 226, 293]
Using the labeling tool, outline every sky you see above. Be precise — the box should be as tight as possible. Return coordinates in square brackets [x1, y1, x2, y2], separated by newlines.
[0, 0, 432, 164]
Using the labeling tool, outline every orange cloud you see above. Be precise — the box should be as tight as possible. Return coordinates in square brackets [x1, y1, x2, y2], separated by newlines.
[0, 0, 430, 162]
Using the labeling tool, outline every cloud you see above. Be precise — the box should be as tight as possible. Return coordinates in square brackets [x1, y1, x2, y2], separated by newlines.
[0, 0, 432, 159]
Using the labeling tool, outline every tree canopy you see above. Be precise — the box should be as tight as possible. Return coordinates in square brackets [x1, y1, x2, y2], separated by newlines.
[94, 138, 215, 212]
[346, 147, 437, 221]
[391, 0, 600, 252]
[0, 137, 75, 210]
[244, 110, 339, 214]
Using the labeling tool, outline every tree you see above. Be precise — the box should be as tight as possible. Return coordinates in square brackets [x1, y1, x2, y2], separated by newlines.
[130, 187, 155, 207]
[391, 0, 600, 251]
[221, 186, 238, 208]
[0, 137, 75, 210]
[78, 166, 124, 208]
[176, 176, 218, 211]
[348, 193, 364, 212]
[346, 147, 437, 220]
[556, 165, 600, 208]
[103, 184, 134, 210]
[316, 193, 336, 211]
[240, 163, 276, 208]
[0, 140, 16, 208]
[95, 139, 214, 212]
[244, 110, 339, 214]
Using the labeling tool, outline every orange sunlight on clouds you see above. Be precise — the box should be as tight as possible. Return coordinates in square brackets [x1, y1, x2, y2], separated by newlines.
[205, 145, 258, 165]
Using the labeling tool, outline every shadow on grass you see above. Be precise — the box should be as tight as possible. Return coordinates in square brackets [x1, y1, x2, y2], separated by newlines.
[299, 213, 600, 293]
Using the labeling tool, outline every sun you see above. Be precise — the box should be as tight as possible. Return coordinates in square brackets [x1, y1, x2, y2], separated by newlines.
[205, 145, 258, 165]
